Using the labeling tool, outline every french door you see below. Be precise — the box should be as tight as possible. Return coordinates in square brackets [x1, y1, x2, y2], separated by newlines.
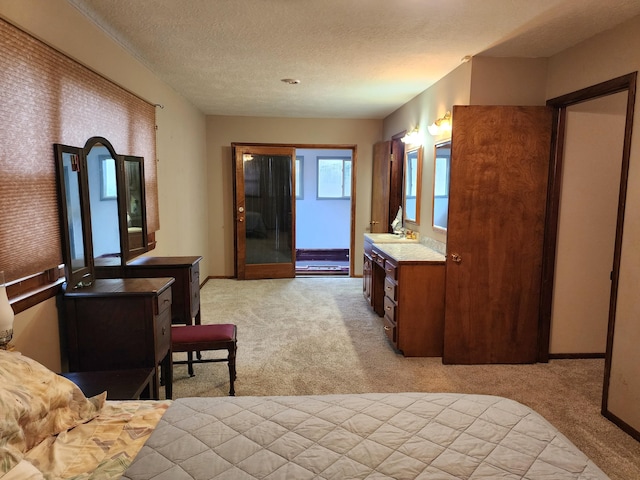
[233, 144, 296, 280]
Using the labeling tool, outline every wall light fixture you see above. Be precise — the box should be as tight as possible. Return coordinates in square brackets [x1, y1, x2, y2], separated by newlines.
[428, 111, 452, 136]
[401, 127, 421, 145]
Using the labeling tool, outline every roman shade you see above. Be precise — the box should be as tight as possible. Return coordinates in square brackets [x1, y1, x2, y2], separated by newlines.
[0, 19, 157, 284]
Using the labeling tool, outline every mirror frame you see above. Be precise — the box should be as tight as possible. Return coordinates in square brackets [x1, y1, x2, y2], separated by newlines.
[432, 139, 451, 232]
[402, 145, 423, 227]
[84, 137, 129, 267]
[54, 137, 148, 287]
[54, 143, 94, 288]
[123, 155, 148, 261]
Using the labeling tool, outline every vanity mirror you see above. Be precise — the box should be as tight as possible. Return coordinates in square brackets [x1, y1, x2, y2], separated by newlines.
[54, 137, 148, 288]
[403, 145, 423, 225]
[433, 140, 451, 231]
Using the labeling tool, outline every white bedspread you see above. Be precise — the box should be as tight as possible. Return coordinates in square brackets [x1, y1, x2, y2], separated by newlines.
[121, 392, 609, 479]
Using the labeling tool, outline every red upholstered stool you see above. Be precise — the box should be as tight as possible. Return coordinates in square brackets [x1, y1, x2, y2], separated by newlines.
[172, 324, 237, 396]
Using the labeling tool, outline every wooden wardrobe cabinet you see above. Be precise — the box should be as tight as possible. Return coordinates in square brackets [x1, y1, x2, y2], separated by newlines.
[373, 245, 445, 357]
[62, 277, 175, 399]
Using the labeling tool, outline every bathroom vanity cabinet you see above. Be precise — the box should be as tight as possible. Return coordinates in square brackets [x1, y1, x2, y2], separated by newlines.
[364, 236, 446, 357]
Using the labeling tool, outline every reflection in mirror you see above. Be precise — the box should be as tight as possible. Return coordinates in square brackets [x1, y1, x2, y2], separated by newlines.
[124, 156, 147, 256]
[86, 141, 122, 265]
[54, 144, 94, 288]
[433, 140, 451, 230]
[62, 153, 87, 271]
[99, 156, 117, 200]
[403, 146, 422, 225]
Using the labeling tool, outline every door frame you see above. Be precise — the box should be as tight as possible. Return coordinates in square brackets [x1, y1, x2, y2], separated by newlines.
[232, 144, 297, 279]
[232, 142, 358, 278]
[539, 72, 637, 363]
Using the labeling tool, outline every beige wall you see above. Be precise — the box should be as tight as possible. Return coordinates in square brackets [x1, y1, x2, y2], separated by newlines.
[1, 0, 208, 371]
[550, 100, 626, 354]
[469, 57, 548, 106]
[206, 116, 382, 277]
[382, 62, 472, 245]
[546, 14, 640, 433]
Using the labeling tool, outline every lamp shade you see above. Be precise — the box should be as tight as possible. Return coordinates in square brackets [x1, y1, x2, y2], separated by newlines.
[0, 271, 14, 346]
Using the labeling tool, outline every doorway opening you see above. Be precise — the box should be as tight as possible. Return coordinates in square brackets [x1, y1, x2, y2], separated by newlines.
[295, 148, 352, 276]
[541, 73, 636, 437]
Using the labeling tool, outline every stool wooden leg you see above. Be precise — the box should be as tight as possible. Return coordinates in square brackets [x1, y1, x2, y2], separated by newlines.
[228, 344, 236, 396]
[195, 311, 202, 360]
[187, 351, 194, 377]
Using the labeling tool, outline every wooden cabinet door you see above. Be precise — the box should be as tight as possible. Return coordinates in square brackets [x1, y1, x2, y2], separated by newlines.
[370, 141, 391, 233]
[370, 140, 403, 234]
[443, 105, 553, 364]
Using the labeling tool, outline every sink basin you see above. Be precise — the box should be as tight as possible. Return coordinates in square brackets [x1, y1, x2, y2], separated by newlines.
[364, 233, 418, 244]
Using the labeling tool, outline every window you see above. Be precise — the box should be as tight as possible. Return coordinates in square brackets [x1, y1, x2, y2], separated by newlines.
[317, 157, 351, 199]
[295, 156, 303, 199]
[0, 19, 155, 313]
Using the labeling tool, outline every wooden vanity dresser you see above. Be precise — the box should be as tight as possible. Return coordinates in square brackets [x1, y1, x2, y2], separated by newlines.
[364, 235, 445, 357]
[96, 255, 202, 327]
[61, 277, 175, 399]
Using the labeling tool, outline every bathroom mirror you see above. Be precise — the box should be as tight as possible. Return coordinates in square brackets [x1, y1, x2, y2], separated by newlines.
[403, 145, 423, 225]
[54, 137, 148, 287]
[433, 140, 451, 231]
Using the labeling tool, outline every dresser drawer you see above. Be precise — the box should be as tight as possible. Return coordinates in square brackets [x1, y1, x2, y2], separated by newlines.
[154, 308, 172, 363]
[383, 315, 396, 345]
[383, 295, 396, 322]
[373, 251, 385, 269]
[384, 276, 397, 301]
[155, 287, 172, 316]
[384, 260, 397, 280]
[190, 264, 200, 319]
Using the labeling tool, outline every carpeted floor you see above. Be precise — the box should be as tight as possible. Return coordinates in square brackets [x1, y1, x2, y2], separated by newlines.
[170, 277, 640, 480]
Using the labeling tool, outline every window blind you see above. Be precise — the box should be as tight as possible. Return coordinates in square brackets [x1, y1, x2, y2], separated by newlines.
[0, 19, 158, 283]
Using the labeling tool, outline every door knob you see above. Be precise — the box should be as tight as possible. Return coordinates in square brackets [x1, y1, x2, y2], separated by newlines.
[450, 253, 462, 263]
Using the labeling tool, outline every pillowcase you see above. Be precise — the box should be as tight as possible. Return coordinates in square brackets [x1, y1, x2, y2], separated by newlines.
[0, 350, 105, 476]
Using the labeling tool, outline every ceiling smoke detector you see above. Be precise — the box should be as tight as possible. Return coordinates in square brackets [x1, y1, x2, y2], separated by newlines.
[281, 78, 301, 85]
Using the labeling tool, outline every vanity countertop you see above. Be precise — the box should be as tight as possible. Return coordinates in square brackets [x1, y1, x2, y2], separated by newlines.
[364, 233, 419, 244]
[373, 242, 446, 263]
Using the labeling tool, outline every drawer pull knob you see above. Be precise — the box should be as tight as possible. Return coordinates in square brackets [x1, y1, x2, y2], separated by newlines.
[162, 326, 166, 335]
[383, 326, 391, 331]
[386, 306, 391, 311]
[450, 253, 462, 263]
[386, 286, 392, 291]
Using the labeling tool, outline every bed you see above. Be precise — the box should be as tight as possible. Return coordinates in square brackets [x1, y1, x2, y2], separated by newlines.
[0, 351, 610, 479]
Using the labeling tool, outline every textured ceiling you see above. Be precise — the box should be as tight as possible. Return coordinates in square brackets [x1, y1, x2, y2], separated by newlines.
[68, 0, 640, 119]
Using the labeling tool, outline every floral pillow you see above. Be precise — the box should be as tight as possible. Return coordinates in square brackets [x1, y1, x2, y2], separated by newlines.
[0, 350, 105, 476]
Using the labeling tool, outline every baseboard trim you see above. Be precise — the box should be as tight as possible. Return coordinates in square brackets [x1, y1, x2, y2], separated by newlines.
[603, 409, 640, 442]
[548, 352, 605, 359]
